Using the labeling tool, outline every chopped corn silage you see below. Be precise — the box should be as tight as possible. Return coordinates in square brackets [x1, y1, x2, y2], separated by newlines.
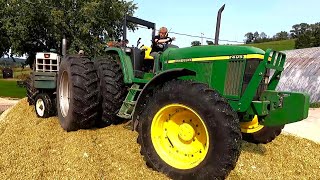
[0, 99, 319, 179]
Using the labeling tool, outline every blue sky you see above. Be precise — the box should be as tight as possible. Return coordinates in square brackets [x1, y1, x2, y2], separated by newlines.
[127, 0, 320, 48]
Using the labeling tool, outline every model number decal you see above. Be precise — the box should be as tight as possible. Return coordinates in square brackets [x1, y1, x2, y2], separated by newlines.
[230, 55, 244, 59]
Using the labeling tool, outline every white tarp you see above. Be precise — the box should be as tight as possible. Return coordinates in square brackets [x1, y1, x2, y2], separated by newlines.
[277, 47, 320, 103]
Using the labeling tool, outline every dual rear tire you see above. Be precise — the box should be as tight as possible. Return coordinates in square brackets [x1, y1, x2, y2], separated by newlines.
[56, 55, 126, 131]
[94, 56, 127, 127]
[57, 56, 100, 131]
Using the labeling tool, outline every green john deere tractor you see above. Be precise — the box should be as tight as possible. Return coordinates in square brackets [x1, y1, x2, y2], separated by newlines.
[54, 17, 309, 180]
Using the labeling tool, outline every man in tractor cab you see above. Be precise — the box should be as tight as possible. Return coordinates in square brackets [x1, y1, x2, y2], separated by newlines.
[150, 27, 176, 58]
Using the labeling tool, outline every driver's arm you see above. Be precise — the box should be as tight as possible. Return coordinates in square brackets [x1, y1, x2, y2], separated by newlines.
[155, 38, 171, 44]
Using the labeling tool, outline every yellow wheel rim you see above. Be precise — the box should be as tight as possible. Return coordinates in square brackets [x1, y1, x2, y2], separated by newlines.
[240, 115, 264, 133]
[151, 104, 209, 170]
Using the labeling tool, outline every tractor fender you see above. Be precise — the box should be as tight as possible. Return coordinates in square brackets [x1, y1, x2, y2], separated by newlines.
[105, 48, 134, 84]
[132, 68, 196, 131]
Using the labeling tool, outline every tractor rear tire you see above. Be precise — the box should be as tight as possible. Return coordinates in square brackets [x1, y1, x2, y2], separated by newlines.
[94, 56, 127, 127]
[57, 56, 100, 131]
[242, 125, 284, 144]
[137, 80, 242, 180]
[26, 76, 38, 105]
[34, 93, 55, 118]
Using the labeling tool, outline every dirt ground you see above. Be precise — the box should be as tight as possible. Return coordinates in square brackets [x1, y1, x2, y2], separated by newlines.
[0, 97, 19, 112]
[0, 99, 320, 179]
[282, 108, 320, 143]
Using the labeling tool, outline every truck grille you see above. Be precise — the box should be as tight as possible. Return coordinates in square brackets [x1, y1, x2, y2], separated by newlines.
[224, 60, 246, 96]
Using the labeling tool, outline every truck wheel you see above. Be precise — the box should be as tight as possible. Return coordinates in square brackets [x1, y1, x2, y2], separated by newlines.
[241, 116, 284, 144]
[26, 76, 38, 105]
[34, 93, 55, 118]
[57, 56, 100, 131]
[137, 80, 241, 180]
[94, 56, 126, 127]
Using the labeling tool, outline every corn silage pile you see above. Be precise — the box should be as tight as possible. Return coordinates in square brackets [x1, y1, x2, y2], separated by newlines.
[0, 99, 319, 179]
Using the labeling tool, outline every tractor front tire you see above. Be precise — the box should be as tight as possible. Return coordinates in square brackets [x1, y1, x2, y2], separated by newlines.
[34, 93, 55, 118]
[57, 56, 100, 131]
[137, 80, 242, 180]
[241, 124, 284, 144]
[94, 56, 127, 127]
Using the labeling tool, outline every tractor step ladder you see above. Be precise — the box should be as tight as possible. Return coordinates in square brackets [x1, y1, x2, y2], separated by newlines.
[117, 84, 142, 119]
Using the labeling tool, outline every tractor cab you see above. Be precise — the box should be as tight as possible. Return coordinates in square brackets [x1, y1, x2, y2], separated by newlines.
[127, 41, 178, 76]
[107, 16, 178, 77]
[122, 16, 157, 75]
[128, 42, 154, 74]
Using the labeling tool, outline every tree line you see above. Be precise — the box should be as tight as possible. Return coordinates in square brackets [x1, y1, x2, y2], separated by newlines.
[244, 22, 320, 49]
[0, 0, 137, 66]
[191, 40, 214, 46]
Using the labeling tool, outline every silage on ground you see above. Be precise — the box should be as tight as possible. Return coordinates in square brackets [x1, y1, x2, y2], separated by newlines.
[0, 99, 319, 180]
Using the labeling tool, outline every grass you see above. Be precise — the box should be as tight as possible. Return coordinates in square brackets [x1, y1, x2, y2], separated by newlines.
[310, 102, 320, 108]
[13, 68, 32, 79]
[0, 79, 26, 98]
[0, 67, 30, 98]
[0, 67, 32, 80]
[242, 39, 295, 51]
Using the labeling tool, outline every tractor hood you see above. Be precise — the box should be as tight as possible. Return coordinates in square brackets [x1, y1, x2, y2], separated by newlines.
[161, 45, 265, 62]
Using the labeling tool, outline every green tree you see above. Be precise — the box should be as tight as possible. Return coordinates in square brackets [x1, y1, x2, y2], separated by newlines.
[274, 31, 289, 40]
[206, 40, 214, 45]
[295, 32, 312, 49]
[311, 22, 320, 47]
[294, 22, 320, 49]
[0, 23, 11, 58]
[260, 32, 267, 39]
[0, 1, 11, 58]
[290, 23, 310, 38]
[253, 31, 260, 42]
[244, 32, 254, 44]
[191, 41, 201, 46]
[1, 0, 137, 66]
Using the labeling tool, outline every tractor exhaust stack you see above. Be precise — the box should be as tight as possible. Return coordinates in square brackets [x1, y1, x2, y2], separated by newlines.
[215, 4, 225, 45]
[62, 35, 67, 57]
